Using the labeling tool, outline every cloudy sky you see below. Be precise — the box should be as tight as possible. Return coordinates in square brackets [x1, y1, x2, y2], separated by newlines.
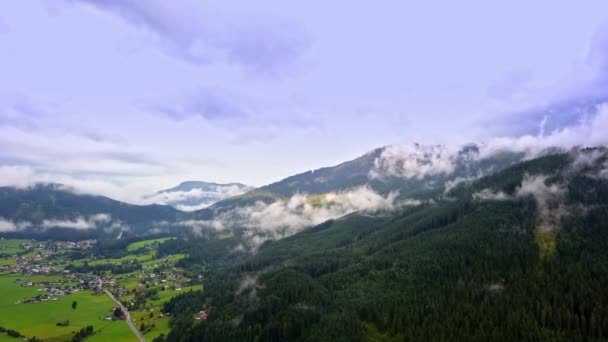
[1, 1, 608, 203]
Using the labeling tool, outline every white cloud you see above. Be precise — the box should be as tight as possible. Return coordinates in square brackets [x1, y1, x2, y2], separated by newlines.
[175, 186, 412, 251]
[601, 159, 608, 179]
[235, 187, 399, 235]
[370, 144, 457, 180]
[0, 218, 31, 232]
[516, 174, 566, 232]
[41, 213, 114, 230]
[0, 165, 35, 188]
[0, 218, 17, 232]
[372, 104, 608, 182]
[478, 103, 608, 159]
[567, 148, 608, 181]
[90, 213, 112, 223]
[516, 174, 565, 203]
[174, 219, 226, 233]
[42, 217, 94, 230]
[174, 203, 213, 212]
[236, 274, 260, 296]
[473, 188, 510, 201]
[235, 273, 263, 303]
[444, 176, 477, 195]
[142, 184, 250, 210]
[474, 174, 566, 232]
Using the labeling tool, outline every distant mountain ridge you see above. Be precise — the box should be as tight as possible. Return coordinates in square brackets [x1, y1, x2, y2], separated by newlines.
[148, 181, 253, 211]
[182, 143, 536, 251]
[201, 143, 527, 214]
[0, 183, 189, 239]
[158, 181, 251, 194]
[0, 143, 566, 241]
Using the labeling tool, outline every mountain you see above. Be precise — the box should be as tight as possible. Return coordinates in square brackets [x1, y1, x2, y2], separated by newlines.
[147, 181, 253, 211]
[206, 144, 524, 211]
[159, 147, 608, 341]
[0, 183, 190, 239]
[188, 144, 527, 247]
[0, 144, 552, 244]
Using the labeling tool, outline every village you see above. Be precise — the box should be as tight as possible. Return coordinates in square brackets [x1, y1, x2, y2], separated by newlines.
[16, 274, 99, 304]
[0, 236, 208, 340]
[1, 238, 198, 310]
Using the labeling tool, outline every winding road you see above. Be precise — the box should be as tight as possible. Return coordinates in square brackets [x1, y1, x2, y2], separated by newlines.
[97, 276, 145, 342]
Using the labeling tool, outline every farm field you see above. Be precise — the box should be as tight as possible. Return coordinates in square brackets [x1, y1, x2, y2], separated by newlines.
[127, 237, 175, 252]
[0, 274, 135, 341]
[0, 239, 27, 255]
[0, 335, 19, 342]
[127, 284, 203, 339]
[0, 237, 202, 341]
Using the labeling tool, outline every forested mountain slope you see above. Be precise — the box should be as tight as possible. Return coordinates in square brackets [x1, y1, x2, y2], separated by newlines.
[200, 144, 524, 214]
[158, 148, 608, 341]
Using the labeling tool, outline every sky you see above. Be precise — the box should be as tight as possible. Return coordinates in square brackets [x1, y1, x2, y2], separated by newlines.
[1, 1, 608, 203]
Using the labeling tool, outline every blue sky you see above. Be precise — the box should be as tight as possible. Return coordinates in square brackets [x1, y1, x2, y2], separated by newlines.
[1, 1, 608, 202]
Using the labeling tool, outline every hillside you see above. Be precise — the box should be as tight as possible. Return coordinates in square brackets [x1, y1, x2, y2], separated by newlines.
[205, 144, 524, 211]
[0, 184, 189, 239]
[158, 148, 608, 341]
[184, 144, 529, 250]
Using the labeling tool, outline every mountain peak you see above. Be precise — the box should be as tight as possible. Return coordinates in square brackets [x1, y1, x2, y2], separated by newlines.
[161, 181, 251, 194]
[148, 181, 253, 211]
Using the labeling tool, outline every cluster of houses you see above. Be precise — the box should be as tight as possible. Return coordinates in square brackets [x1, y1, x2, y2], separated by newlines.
[104, 269, 190, 300]
[0, 239, 100, 275]
[1, 238, 207, 326]
[49, 240, 97, 250]
[17, 278, 80, 304]
[21, 239, 96, 251]
[0, 261, 67, 275]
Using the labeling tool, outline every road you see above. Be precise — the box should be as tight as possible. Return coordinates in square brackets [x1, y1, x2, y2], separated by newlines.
[99, 277, 145, 342]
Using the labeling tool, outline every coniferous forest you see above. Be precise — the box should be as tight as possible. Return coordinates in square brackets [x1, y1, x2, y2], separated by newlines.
[150, 150, 608, 341]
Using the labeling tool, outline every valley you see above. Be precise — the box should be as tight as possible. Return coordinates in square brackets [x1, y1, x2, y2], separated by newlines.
[0, 237, 202, 342]
[4, 2, 608, 340]
[0, 148, 607, 341]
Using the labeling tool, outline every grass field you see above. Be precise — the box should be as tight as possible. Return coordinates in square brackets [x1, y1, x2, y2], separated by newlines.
[127, 237, 175, 252]
[144, 317, 169, 340]
[0, 334, 21, 342]
[0, 239, 26, 255]
[0, 237, 196, 341]
[141, 253, 185, 267]
[0, 274, 135, 341]
[0, 258, 15, 266]
[68, 251, 156, 267]
[126, 284, 203, 339]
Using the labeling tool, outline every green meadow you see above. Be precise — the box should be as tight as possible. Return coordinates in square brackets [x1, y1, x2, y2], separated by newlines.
[0, 237, 198, 341]
[0, 334, 21, 342]
[0, 239, 27, 255]
[0, 258, 15, 266]
[0, 274, 135, 341]
[127, 237, 175, 252]
[69, 251, 156, 267]
[128, 285, 203, 339]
